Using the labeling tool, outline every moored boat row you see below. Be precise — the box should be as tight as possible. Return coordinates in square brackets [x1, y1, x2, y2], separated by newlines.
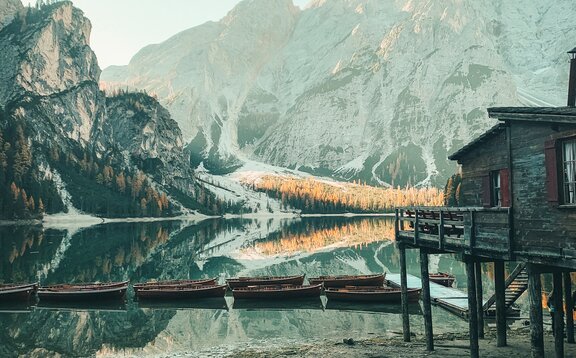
[1, 272, 451, 304]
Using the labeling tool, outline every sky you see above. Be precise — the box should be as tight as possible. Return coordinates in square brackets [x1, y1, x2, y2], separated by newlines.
[22, 0, 310, 69]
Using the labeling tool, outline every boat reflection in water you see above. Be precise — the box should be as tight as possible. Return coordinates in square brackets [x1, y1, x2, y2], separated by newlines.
[231, 297, 325, 311]
[137, 297, 229, 311]
[35, 300, 128, 312]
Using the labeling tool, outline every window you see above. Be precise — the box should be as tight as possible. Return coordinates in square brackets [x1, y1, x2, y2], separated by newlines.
[491, 171, 501, 207]
[562, 139, 576, 204]
[482, 169, 509, 208]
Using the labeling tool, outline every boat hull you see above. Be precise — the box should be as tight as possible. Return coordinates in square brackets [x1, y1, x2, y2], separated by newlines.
[325, 287, 421, 303]
[429, 273, 455, 287]
[232, 284, 322, 300]
[227, 275, 305, 289]
[0, 283, 38, 302]
[136, 285, 227, 300]
[133, 278, 217, 292]
[38, 281, 128, 302]
[309, 274, 385, 288]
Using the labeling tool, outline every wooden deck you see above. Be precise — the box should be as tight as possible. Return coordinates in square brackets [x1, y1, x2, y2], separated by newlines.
[395, 207, 511, 260]
[387, 274, 520, 318]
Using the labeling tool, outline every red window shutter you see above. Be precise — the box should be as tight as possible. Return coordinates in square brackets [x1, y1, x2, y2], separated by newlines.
[500, 168, 510, 207]
[482, 175, 491, 208]
[544, 139, 559, 204]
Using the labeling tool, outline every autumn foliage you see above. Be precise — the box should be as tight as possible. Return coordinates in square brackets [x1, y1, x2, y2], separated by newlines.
[247, 176, 444, 213]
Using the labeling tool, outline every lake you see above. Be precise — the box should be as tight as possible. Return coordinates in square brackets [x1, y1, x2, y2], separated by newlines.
[0, 216, 539, 357]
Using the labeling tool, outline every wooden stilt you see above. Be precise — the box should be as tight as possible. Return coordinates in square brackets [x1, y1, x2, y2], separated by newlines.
[494, 260, 507, 347]
[564, 272, 574, 344]
[528, 265, 544, 358]
[553, 272, 564, 358]
[466, 260, 480, 358]
[420, 250, 434, 351]
[399, 244, 411, 342]
[475, 261, 485, 339]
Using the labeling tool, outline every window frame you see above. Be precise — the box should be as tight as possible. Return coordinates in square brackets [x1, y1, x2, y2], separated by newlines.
[491, 170, 502, 207]
[561, 137, 576, 205]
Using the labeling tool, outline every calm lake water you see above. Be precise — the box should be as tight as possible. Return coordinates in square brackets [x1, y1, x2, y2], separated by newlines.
[0, 216, 540, 357]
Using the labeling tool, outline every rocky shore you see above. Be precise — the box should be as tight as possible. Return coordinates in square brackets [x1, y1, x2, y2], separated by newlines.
[214, 327, 576, 358]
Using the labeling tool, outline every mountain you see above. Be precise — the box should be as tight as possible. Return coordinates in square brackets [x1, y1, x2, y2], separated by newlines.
[0, 1, 214, 218]
[102, 0, 576, 187]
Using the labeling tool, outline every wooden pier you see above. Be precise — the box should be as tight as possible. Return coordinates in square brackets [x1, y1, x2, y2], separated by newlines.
[387, 274, 520, 318]
[388, 274, 472, 316]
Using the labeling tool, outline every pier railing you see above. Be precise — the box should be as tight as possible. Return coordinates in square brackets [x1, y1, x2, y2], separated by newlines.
[395, 207, 511, 258]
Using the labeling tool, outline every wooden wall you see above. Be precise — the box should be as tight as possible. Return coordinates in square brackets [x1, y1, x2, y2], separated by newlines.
[458, 129, 508, 207]
[510, 121, 576, 267]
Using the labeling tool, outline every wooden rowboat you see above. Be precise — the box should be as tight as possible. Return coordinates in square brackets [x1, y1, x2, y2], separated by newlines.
[325, 286, 421, 303]
[232, 284, 322, 300]
[38, 281, 129, 301]
[428, 273, 455, 287]
[226, 274, 305, 289]
[135, 284, 227, 300]
[133, 278, 217, 292]
[0, 283, 38, 302]
[308, 273, 385, 288]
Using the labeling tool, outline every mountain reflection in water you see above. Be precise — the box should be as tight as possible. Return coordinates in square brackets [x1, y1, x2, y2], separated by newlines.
[0, 217, 476, 357]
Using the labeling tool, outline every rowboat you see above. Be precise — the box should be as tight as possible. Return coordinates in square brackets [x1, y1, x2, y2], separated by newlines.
[135, 284, 227, 300]
[308, 273, 385, 288]
[226, 274, 305, 289]
[325, 286, 421, 303]
[429, 272, 455, 287]
[232, 284, 323, 300]
[0, 283, 38, 302]
[133, 278, 217, 292]
[38, 281, 129, 301]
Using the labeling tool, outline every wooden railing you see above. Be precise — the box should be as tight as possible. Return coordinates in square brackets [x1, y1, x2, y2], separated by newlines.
[395, 207, 511, 257]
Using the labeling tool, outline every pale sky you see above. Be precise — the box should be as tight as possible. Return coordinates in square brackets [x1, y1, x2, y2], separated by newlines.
[23, 0, 310, 69]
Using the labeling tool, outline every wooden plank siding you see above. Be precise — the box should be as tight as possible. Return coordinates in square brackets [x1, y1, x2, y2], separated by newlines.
[509, 121, 576, 266]
[457, 129, 508, 207]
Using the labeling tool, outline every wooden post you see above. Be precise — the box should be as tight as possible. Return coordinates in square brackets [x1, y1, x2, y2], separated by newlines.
[564, 272, 574, 344]
[475, 261, 485, 339]
[553, 272, 564, 358]
[494, 260, 507, 347]
[420, 250, 434, 351]
[528, 265, 544, 358]
[399, 243, 411, 342]
[466, 259, 480, 358]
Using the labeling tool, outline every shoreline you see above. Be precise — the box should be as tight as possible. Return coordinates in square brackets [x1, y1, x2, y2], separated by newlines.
[215, 327, 576, 358]
[0, 212, 394, 227]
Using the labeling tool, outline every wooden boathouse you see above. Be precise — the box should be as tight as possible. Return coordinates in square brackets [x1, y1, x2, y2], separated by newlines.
[395, 47, 576, 358]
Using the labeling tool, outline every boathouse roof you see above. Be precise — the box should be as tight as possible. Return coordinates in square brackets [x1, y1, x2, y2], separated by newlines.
[449, 107, 576, 161]
[448, 123, 506, 161]
[488, 106, 576, 123]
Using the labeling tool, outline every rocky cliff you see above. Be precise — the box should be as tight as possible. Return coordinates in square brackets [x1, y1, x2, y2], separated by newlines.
[0, 1, 206, 218]
[102, 0, 576, 187]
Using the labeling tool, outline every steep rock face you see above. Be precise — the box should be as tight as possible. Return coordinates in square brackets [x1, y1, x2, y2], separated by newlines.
[0, 0, 21, 30]
[102, 0, 576, 186]
[0, 2, 204, 217]
[105, 92, 188, 182]
[0, 1, 106, 150]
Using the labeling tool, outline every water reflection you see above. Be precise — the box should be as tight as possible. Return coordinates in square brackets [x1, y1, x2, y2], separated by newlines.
[0, 217, 478, 357]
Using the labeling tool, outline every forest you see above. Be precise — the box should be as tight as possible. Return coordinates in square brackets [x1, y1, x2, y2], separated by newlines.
[247, 176, 445, 214]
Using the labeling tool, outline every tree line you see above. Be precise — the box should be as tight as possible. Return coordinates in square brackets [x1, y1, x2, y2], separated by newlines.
[248, 176, 444, 214]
